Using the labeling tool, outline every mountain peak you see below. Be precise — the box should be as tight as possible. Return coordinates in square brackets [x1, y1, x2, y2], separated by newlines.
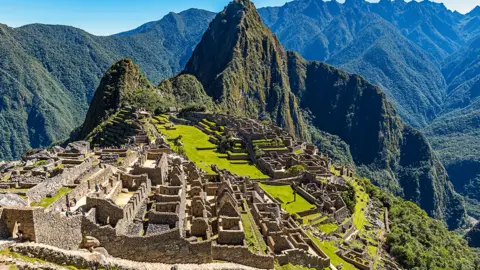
[78, 58, 150, 139]
[344, 0, 368, 8]
[467, 5, 480, 16]
[183, 0, 304, 138]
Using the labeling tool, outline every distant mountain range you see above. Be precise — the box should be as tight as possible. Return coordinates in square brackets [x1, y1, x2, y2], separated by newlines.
[0, 0, 479, 226]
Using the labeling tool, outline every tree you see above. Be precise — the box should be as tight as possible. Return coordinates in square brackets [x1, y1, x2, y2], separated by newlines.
[286, 165, 306, 175]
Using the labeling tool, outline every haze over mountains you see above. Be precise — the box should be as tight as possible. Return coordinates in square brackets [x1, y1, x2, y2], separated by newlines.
[0, 0, 479, 226]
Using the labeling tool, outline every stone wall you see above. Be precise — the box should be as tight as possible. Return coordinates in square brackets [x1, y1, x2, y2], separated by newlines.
[0, 207, 38, 241]
[334, 206, 350, 223]
[148, 211, 178, 227]
[293, 185, 318, 206]
[86, 197, 124, 226]
[27, 160, 93, 203]
[33, 211, 83, 250]
[276, 249, 330, 270]
[131, 167, 164, 186]
[212, 243, 274, 269]
[82, 218, 212, 263]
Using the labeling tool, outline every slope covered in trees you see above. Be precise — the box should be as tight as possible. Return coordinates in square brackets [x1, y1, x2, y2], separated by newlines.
[0, 9, 215, 160]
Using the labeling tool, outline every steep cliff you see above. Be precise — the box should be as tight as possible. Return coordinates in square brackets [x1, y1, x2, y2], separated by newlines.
[288, 56, 466, 228]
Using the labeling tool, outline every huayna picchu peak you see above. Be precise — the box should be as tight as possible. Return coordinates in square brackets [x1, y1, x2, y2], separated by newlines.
[183, 0, 307, 139]
[0, 0, 478, 269]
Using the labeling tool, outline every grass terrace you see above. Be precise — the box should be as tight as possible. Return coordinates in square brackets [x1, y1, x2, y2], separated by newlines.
[306, 232, 356, 270]
[30, 187, 72, 208]
[318, 223, 338, 234]
[241, 200, 268, 254]
[258, 183, 314, 214]
[157, 124, 268, 179]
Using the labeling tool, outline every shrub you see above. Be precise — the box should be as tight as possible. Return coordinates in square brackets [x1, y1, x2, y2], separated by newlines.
[286, 165, 306, 175]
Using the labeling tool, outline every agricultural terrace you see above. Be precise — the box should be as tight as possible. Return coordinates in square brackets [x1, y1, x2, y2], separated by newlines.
[156, 121, 268, 179]
[258, 183, 314, 214]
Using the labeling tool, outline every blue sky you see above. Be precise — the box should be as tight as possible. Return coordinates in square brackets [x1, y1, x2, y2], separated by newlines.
[1, 0, 478, 36]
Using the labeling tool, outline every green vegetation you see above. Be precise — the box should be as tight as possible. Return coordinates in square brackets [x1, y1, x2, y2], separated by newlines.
[241, 202, 267, 254]
[0, 10, 216, 161]
[357, 178, 479, 269]
[306, 233, 356, 270]
[32, 160, 49, 167]
[350, 178, 368, 232]
[0, 248, 79, 269]
[285, 165, 306, 175]
[341, 181, 356, 213]
[158, 124, 268, 178]
[317, 223, 338, 234]
[258, 183, 314, 214]
[31, 187, 72, 208]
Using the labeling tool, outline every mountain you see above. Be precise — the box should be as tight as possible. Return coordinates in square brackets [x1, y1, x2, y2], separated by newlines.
[0, 9, 215, 161]
[182, 0, 306, 138]
[77, 59, 152, 139]
[172, 0, 466, 229]
[258, 0, 453, 128]
[425, 34, 480, 217]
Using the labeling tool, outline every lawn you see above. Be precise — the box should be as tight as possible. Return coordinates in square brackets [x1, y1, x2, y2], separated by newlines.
[318, 223, 339, 234]
[159, 124, 268, 179]
[31, 187, 72, 208]
[259, 183, 314, 214]
[306, 233, 356, 270]
[331, 166, 369, 232]
[349, 178, 369, 232]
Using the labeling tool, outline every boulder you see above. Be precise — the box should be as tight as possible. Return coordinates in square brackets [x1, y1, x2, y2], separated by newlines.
[173, 158, 182, 166]
[0, 193, 28, 207]
[22, 149, 53, 161]
[121, 188, 129, 194]
[93, 247, 109, 257]
[25, 159, 38, 167]
[0, 162, 19, 173]
[82, 236, 100, 249]
[52, 146, 65, 154]
[66, 141, 90, 155]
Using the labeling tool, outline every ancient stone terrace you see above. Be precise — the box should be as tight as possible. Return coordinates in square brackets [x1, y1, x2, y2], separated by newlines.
[0, 112, 368, 269]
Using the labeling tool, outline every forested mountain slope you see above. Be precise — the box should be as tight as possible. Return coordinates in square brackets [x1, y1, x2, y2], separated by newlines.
[0, 9, 215, 160]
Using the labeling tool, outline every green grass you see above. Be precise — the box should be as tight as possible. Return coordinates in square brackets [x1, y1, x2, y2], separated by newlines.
[159, 124, 268, 179]
[306, 233, 356, 270]
[30, 187, 72, 208]
[294, 149, 303, 155]
[227, 151, 249, 156]
[303, 213, 322, 224]
[0, 248, 78, 269]
[318, 223, 338, 234]
[241, 203, 267, 254]
[349, 178, 369, 232]
[258, 183, 314, 214]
